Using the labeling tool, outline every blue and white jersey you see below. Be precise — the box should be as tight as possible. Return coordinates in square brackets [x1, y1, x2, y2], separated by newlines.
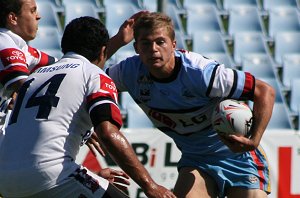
[108, 50, 255, 156]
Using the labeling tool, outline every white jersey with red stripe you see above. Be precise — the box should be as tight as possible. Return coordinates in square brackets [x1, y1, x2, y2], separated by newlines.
[107, 49, 255, 156]
[0, 53, 122, 197]
[0, 28, 56, 142]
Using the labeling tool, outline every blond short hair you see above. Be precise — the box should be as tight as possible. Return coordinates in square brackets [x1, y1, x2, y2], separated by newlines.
[133, 12, 175, 41]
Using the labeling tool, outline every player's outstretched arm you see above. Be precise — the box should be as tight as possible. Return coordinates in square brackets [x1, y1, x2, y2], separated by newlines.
[95, 121, 176, 198]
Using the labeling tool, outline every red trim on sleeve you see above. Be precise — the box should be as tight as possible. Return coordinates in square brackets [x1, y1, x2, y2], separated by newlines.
[89, 102, 123, 129]
[87, 73, 122, 128]
[0, 65, 29, 83]
[36, 51, 50, 67]
[87, 74, 118, 103]
[242, 72, 255, 97]
[28, 47, 52, 72]
[100, 74, 118, 99]
[110, 103, 123, 128]
[86, 92, 110, 104]
[0, 48, 26, 67]
[30, 51, 51, 72]
[27, 46, 40, 59]
[98, 74, 120, 126]
[0, 65, 29, 78]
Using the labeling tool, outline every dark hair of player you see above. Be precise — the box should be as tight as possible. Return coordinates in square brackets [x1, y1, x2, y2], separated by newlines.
[0, 0, 23, 28]
[61, 16, 109, 62]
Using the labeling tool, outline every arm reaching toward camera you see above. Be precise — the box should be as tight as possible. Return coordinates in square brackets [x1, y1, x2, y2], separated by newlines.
[95, 121, 176, 198]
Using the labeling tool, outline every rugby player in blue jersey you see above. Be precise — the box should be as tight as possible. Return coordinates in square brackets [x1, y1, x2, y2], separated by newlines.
[106, 12, 275, 198]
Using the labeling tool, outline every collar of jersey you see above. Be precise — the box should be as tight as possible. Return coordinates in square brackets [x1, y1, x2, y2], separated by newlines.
[149, 56, 182, 83]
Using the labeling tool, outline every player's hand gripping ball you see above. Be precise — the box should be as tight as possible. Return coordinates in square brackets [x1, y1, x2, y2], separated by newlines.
[212, 99, 253, 136]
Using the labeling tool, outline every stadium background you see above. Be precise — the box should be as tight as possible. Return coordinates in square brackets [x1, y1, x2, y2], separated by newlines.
[19, 0, 300, 197]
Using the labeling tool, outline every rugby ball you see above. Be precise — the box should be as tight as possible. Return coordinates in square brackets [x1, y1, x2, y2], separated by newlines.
[212, 99, 253, 136]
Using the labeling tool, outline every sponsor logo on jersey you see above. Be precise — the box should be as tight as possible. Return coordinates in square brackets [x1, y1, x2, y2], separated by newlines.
[6, 50, 25, 62]
[138, 75, 153, 84]
[139, 88, 151, 102]
[138, 75, 152, 102]
[104, 81, 117, 92]
[100, 74, 117, 93]
[35, 63, 79, 73]
[182, 89, 195, 98]
[69, 168, 100, 193]
[0, 48, 26, 67]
